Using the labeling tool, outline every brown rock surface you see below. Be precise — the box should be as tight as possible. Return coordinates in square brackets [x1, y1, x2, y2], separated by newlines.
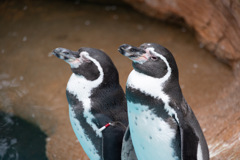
[196, 74, 240, 159]
[123, 0, 240, 67]
[0, 1, 239, 160]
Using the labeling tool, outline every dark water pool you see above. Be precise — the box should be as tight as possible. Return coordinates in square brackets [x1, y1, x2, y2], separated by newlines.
[0, 112, 48, 160]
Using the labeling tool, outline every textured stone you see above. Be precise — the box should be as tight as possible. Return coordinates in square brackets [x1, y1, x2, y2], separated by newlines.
[123, 0, 240, 68]
[197, 78, 240, 159]
[0, 1, 239, 160]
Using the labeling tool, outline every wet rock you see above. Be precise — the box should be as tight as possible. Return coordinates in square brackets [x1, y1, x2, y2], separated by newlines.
[123, 0, 240, 67]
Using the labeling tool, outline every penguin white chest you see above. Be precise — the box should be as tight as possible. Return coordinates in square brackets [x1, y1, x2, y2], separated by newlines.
[128, 101, 179, 160]
[67, 74, 103, 137]
[69, 106, 101, 160]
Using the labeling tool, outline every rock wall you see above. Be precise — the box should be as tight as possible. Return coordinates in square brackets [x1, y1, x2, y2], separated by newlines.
[123, 0, 240, 69]
[197, 76, 240, 159]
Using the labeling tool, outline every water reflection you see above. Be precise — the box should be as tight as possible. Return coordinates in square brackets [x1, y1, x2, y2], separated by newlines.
[0, 112, 48, 160]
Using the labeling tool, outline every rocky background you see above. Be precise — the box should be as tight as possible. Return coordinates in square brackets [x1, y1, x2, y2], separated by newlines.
[0, 0, 239, 160]
[123, 0, 240, 70]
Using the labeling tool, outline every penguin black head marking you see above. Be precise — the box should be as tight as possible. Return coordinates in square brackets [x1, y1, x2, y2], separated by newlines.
[119, 43, 179, 80]
[53, 47, 119, 82]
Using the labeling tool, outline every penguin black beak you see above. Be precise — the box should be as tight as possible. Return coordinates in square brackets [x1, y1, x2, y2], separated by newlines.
[52, 48, 80, 61]
[118, 44, 146, 57]
[118, 44, 149, 63]
[118, 44, 130, 55]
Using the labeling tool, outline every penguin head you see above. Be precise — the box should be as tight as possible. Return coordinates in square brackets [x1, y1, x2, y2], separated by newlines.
[53, 47, 119, 82]
[118, 43, 179, 80]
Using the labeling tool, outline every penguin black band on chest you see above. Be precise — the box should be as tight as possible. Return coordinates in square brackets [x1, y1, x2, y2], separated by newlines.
[118, 43, 209, 160]
[52, 47, 128, 160]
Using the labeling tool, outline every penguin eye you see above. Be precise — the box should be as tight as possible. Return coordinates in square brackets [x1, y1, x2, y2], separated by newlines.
[151, 56, 158, 61]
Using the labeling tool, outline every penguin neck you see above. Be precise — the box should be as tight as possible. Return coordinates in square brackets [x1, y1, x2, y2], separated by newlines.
[127, 70, 171, 100]
[67, 55, 104, 99]
[67, 72, 104, 100]
[127, 69, 183, 105]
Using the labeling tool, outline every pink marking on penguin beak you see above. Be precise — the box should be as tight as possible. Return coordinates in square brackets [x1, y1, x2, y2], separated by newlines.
[131, 51, 151, 64]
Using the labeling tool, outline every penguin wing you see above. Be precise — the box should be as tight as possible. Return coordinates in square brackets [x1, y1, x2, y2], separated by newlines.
[95, 114, 126, 160]
[178, 121, 199, 160]
[121, 127, 138, 160]
[173, 100, 200, 160]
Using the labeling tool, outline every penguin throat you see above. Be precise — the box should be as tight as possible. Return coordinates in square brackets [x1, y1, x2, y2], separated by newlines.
[127, 70, 169, 99]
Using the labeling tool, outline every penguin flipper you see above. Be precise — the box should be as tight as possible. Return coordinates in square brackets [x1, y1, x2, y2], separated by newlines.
[179, 123, 199, 160]
[173, 98, 209, 160]
[173, 99, 200, 160]
[103, 122, 126, 160]
[121, 127, 138, 160]
[94, 114, 126, 160]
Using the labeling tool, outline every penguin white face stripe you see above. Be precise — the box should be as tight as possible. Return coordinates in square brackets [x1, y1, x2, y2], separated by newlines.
[67, 51, 104, 138]
[147, 47, 172, 82]
[127, 47, 179, 122]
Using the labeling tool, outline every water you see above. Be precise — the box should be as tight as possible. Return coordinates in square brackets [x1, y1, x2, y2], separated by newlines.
[0, 0, 235, 159]
[0, 112, 48, 160]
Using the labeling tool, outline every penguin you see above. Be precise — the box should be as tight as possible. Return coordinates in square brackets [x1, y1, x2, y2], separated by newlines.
[121, 127, 138, 160]
[52, 47, 129, 160]
[118, 43, 209, 160]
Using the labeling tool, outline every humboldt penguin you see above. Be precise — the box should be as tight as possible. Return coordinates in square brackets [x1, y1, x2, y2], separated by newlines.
[118, 43, 209, 160]
[53, 47, 129, 160]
